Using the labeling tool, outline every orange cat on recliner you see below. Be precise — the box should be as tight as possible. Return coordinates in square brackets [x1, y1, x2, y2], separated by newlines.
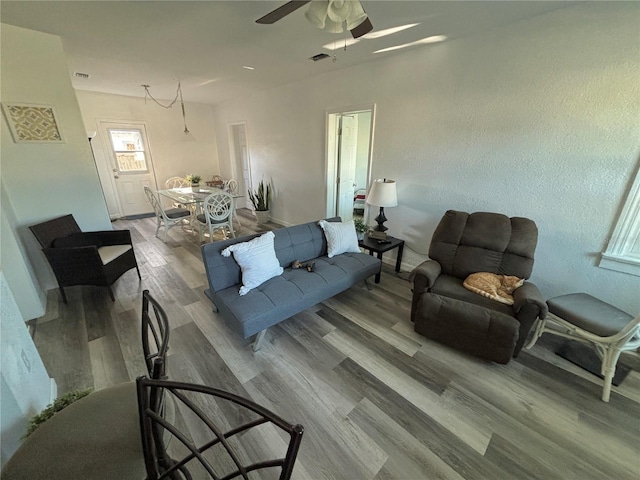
[463, 272, 524, 306]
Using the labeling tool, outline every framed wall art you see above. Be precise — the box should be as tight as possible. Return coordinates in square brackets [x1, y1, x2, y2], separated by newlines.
[2, 103, 64, 143]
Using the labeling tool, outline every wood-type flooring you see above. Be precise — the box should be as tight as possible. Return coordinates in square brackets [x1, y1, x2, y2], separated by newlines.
[30, 210, 640, 479]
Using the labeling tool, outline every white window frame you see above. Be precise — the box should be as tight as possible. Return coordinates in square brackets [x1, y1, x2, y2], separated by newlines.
[107, 128, 149, 175]
[599, 165, 640, 276]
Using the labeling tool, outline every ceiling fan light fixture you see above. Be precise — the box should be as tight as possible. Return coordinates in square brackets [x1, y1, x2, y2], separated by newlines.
[327, 0, 352, 22]
[305, 0, 329, 28]
[324, 17, 345, 33]
[345, 1, 367, 30]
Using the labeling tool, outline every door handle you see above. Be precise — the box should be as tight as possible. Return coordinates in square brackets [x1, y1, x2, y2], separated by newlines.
[114, 175, 119, 179]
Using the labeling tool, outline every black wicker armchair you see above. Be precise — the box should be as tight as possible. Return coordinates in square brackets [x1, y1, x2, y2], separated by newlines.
[29, 214, 140, 303]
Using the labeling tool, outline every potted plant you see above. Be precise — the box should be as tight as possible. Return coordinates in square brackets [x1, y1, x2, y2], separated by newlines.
[353, 217, 369, 241]
[248, 179, 272, 224]
[25, 388, 93, 438]
[186, 174, 202, 192]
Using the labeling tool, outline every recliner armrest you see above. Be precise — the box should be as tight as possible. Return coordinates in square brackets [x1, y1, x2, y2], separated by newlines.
[409, 259, 442, 292]
[513, 281, 548, 319]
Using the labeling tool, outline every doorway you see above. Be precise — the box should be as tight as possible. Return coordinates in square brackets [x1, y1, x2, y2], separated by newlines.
[228, 122, 253, 210]
[96, 121, 157, 218]
[326, 106, 375, 222]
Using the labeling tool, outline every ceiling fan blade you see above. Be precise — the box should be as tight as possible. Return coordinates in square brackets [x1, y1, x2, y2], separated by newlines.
[256, 1, 311, 24]
[350, 17, 373, 39]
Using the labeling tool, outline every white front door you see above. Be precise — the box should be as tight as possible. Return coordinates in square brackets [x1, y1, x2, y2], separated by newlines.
[336, 115, 358, 222]
[100, 122, 156, 217]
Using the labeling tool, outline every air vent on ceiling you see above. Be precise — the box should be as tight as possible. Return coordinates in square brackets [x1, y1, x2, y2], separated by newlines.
[309, 53, 330, 62]
[74, 72, 90, 79]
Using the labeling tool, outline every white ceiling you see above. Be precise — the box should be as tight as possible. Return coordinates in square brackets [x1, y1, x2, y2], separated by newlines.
[2, 1, 575, 105]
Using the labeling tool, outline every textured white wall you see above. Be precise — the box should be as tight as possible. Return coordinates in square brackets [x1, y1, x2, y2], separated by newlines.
[212, 3, 640, 314]
[0, 271, 54, 467]
[0, 184, 46, 320]
[76, 90, 220, 216]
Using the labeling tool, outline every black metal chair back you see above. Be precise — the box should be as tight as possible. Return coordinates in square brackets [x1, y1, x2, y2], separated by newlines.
[142, 290, 170, 379]
[136, 375, 304, 480]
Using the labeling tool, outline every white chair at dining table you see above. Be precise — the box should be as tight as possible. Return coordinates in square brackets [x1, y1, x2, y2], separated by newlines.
[195, 191, 236, 243]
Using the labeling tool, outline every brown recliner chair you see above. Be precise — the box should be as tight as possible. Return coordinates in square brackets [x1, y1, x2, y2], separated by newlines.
[410, 210, 548, 364]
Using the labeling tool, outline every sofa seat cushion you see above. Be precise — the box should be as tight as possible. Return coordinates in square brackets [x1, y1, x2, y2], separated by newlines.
[211, 252, 380, 338]
[431, 274, 514, 316]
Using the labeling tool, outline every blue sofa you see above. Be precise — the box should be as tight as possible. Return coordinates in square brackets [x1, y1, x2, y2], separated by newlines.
[201, 218, 381, 349]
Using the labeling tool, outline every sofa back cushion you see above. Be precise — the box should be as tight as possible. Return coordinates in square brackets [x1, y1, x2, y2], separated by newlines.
[202, 218, 337, 293]
[428, 210, 537, 280]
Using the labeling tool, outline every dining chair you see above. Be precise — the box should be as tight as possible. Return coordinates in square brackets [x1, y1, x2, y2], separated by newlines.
[164, 177, 191, 209]
[1, 290, 176, 480]
[196, 191, 235, 243]
[165, 177, 190, 188]
[142, 289, 171, 379]
[144, 186, 191, 243]
[225, 179, 243, 227]
[226, 178, 239, 194]
[29, 214, 141, 303]
[136, 374, 304, 480]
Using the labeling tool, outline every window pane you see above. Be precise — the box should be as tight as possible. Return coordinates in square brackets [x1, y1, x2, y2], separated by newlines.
[109, 129, 144, 152]
[116, 151, 148, 172]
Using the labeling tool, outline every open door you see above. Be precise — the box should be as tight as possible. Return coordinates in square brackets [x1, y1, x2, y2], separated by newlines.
[336, 115, 358, 222]
[229, 122, 253, 210]
[326, 106, 374, 221]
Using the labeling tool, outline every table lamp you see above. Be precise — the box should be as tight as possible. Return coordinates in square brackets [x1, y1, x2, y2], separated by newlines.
[366, 179, 398, 233]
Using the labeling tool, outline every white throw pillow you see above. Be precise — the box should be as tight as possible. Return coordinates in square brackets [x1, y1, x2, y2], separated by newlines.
[318, 220, 361, 258]
[221, 231, 283, 296]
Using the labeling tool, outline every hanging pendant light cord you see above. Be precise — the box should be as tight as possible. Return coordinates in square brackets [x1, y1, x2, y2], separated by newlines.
[141, 82, 189, 134]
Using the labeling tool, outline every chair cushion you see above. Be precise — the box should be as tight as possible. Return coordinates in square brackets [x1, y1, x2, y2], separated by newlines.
[196, 213, 227, 225]
[211, 252, 380, 338]
[431, 274, 514, 316]
[1, 382, 144, 480]
[547, 293, 633, 337]
[165, 207, 191, 219]
[221, 231, 283, 296]
[98, 245, 132, 265]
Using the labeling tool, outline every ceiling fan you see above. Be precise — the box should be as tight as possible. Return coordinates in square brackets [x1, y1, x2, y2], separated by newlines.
[256, 0, 374, 39]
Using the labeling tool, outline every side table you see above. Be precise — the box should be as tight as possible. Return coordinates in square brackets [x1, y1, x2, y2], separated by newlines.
[358, 235, 405, 283]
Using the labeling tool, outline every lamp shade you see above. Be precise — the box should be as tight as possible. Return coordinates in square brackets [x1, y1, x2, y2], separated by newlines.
[366, 179, 398, 207]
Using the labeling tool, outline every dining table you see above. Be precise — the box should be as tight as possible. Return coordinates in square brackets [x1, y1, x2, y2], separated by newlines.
[157, 187, 244, 232]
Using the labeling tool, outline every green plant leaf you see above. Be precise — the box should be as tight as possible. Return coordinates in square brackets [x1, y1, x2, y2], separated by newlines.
[24, 388, 93, 438]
